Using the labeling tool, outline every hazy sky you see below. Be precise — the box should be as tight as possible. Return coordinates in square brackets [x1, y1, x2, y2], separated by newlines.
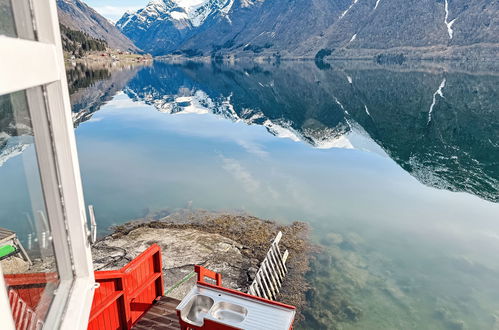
[83, 0, 150, 21]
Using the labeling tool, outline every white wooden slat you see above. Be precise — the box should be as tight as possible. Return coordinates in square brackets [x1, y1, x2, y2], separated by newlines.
[248, 231, 291, 300]
[267, 255, 283, 287]
[270, 246, 286, 279]
[0, 267, 15, 330]
[261, 263, 276, 299]
[0, 0, 95, 328]
[0, 37, 60, 95]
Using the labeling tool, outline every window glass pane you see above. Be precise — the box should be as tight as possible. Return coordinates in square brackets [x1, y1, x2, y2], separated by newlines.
[0, 0, 36, 40]
[0, 0, 16, 37]
[0, 89, 60, 326]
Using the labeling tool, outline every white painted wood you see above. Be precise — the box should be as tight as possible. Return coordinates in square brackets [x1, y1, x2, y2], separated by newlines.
[0, 0, 95, 328]
[33, 0, 96, 327]
[10, 0, 36, 40]
[0, 266, 15, 330]
[60, 277, 96, 330]
[248, 232, 289, 300]
[0, 37, 60, 95]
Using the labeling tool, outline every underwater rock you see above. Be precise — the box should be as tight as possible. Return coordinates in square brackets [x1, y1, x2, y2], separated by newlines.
[492, 313, 499, 330]
[321, 232, 343, 246]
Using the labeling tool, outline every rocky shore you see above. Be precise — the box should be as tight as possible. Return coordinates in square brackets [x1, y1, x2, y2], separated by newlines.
[92, 209, 313, 321]
[2, 209, 377, 329]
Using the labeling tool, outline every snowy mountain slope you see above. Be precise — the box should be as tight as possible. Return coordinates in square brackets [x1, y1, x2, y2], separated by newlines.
[116, 0, 499, 57]
[116, 0, 235, 55]
[124, 78, 381, 154]
[57, 0, 139, 51]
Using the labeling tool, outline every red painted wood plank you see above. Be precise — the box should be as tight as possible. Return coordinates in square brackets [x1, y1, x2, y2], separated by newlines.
[88, 291, 124, 322]
[95, 270, 124, 280]
[4, 272, 58, 286]
[122, 245, 160, 274]
[88, 245, 165, 329]
[6, 246, 165, 330]
[127, 273, 161, 300]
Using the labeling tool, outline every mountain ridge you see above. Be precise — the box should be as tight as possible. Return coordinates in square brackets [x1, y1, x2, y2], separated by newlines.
[116, 0, 499, 58]
[57, 0, 140, 52]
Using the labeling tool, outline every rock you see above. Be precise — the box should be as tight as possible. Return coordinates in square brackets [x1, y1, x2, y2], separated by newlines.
[102, 209, 313, 319]
[322, 233, 343, 246]
[448, 319, 467, 330]
[492, 313, 499, 330]
[0, 257, 29, 274]
[92, 227, 245, 300]
[9, 209, 311, 320]
[247, 267, 258, 281]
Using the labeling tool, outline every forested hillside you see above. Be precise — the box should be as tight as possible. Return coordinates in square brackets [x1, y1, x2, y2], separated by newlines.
[61, 24, 108, 57]
[57, 0, 139, 52]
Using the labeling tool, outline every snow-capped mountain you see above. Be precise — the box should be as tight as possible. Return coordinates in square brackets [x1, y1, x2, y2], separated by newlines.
[116, 0, 498, 58]
[116, 0, 236, 55]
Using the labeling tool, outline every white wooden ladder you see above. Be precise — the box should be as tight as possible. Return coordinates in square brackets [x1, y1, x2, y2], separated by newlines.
[248, 231, 289, 300]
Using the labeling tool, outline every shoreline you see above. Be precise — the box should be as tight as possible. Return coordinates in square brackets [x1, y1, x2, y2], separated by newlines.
[92, 209, 314, 322]
[155, 55, 499, 77]
[156, 43, 499, 74]
[64, 50, 152, 66]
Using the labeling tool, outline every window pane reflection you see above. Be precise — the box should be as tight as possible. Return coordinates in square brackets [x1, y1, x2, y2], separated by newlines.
[0, 89, 60, 326]
[0, 0, 17, 37]
[0, 0, 36, 40]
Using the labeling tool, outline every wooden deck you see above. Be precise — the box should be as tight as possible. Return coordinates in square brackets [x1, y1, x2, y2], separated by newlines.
[0, 227, 16, 244]
[133, 296, 181, 330]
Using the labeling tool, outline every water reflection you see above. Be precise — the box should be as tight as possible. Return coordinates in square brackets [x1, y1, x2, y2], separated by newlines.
[70, 61, 498, 329]
[66, 63, 111, 95]
[67, 62, 146, 126]
[122, 61, 498, 202]
[0, 90, 60, 324]
[1, 60, 498, 329]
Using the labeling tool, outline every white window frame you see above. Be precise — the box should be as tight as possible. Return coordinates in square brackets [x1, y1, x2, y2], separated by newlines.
[0, 0, 95, 329]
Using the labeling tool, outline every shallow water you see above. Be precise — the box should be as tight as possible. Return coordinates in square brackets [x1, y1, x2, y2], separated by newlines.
[1, 61, 498, 329]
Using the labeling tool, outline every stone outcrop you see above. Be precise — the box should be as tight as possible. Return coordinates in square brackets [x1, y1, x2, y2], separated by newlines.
[92, 209, 313, 318]
[92, 226, 248, 300]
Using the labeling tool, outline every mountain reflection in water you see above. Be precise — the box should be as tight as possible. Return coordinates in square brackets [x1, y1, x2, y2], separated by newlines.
[1, 61, 498, 329]
[120, 61, 498, 202]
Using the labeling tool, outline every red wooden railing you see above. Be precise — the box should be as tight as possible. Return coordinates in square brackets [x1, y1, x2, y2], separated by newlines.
[5, 244, 164, 330]
[88, 270, 128, 329]
[88, 243, 164, 329]
[5, 272, 58, 311]
[5, 272, 58, 329]
[194, 265, 222, 286]
[8, 289, 45, 329]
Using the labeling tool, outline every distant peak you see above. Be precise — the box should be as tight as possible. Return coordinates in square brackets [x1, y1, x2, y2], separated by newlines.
[148, 0, 166, 5]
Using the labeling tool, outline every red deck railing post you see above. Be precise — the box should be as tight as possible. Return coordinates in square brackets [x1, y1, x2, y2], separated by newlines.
[194, 265, 222, 286]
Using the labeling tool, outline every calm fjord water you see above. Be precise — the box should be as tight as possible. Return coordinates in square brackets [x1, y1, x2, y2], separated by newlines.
[2, 61, 499, 329]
